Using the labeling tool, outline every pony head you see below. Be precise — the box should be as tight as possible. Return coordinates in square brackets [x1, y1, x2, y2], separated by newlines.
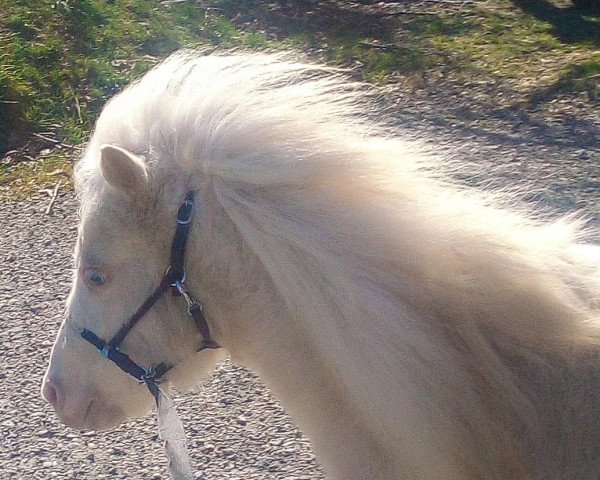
[41, 140, 225, 430]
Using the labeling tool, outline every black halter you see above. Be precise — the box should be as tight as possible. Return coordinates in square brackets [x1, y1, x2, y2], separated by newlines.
[79, 191, 219, 398]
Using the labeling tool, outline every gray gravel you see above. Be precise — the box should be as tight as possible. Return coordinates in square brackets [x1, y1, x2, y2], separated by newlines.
[387, 87, 600, 231]
[0, 194, 323, 479]
[1, 56, 598, 480]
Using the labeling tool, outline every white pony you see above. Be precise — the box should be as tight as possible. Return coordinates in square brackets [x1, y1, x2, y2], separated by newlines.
[42, 51, 600, 480]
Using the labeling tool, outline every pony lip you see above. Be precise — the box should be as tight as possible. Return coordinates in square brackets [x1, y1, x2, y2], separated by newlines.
[42, 361, 126, 431]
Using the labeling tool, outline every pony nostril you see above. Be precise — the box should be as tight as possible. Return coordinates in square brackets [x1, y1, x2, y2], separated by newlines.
[42, 380, 60, 408]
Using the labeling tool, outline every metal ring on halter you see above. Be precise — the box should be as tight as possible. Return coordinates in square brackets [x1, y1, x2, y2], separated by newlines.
[174, 281, 203, 315]
[170, 268, 186, 286]
[176, 199, 194, 225]
[139, 367, 158, 384]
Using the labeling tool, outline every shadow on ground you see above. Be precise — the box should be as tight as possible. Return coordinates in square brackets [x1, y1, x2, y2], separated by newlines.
[215, 0, 397, 42]
[511, 0, 600, 46]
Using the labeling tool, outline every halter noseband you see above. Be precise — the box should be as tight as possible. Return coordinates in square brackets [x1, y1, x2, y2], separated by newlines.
[79, 191, 219, 398]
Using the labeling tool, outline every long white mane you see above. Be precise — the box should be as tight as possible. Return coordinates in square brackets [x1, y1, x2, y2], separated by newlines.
[76, 51, 600, 479]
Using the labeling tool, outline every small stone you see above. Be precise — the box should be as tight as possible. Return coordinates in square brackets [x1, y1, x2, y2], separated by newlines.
[200, 443, 215, 453]
[236, 415, 247, 425]
[109, 447, 125, 455]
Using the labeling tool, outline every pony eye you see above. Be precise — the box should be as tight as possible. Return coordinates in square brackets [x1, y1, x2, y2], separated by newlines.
[89, 271, 105, 286]
[84, 267, 106, 287]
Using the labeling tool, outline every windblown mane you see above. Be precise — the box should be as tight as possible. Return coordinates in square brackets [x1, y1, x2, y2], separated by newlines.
[76, 51, 600, 478]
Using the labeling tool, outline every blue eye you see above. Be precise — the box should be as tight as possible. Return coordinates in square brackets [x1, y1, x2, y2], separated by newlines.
[89, 271, 105, 286]
[83, 267, 106, 287]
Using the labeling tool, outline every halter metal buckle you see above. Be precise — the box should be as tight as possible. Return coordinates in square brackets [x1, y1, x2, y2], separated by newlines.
[176, 198, 194, 225]
[169, 268, 186, 287]
[139, 366, 157, 384]
[174, 280, 195, 310]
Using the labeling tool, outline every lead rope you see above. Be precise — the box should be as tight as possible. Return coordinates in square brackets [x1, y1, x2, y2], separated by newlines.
[147, 381, 195, 480]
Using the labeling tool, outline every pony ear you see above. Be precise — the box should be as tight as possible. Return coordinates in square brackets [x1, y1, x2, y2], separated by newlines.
[99, 144, 148, 196]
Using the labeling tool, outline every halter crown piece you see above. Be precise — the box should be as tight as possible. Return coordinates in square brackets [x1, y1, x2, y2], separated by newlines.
[79, 191, 220, 400]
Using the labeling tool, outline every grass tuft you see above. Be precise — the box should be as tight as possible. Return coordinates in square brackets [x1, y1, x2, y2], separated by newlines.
[0, 0, 265, 154]
[0, 152, 73, 200]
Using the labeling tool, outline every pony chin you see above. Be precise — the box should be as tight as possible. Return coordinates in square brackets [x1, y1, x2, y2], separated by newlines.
[80, 386, 156, 431]
[79, 402, 127, 432]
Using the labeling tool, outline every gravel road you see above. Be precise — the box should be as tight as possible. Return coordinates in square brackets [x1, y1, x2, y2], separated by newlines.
[0, 192, 324, 479]
[1, 44, 599, 480]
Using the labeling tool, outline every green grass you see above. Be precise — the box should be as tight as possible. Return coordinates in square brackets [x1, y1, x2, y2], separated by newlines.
[1, 0, 599, 198]
[0, 0, 270, 153]
[428, 10, 571, 76]
[3, 0, 597, 153]
[530, 54, 600, 103]
[0, 151, 73, 200]
[311, 34, 428, 84]
[422, 1, 600, 91]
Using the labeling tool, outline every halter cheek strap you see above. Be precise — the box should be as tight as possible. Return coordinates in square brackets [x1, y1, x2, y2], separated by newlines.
[79, 191, 220, 398]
